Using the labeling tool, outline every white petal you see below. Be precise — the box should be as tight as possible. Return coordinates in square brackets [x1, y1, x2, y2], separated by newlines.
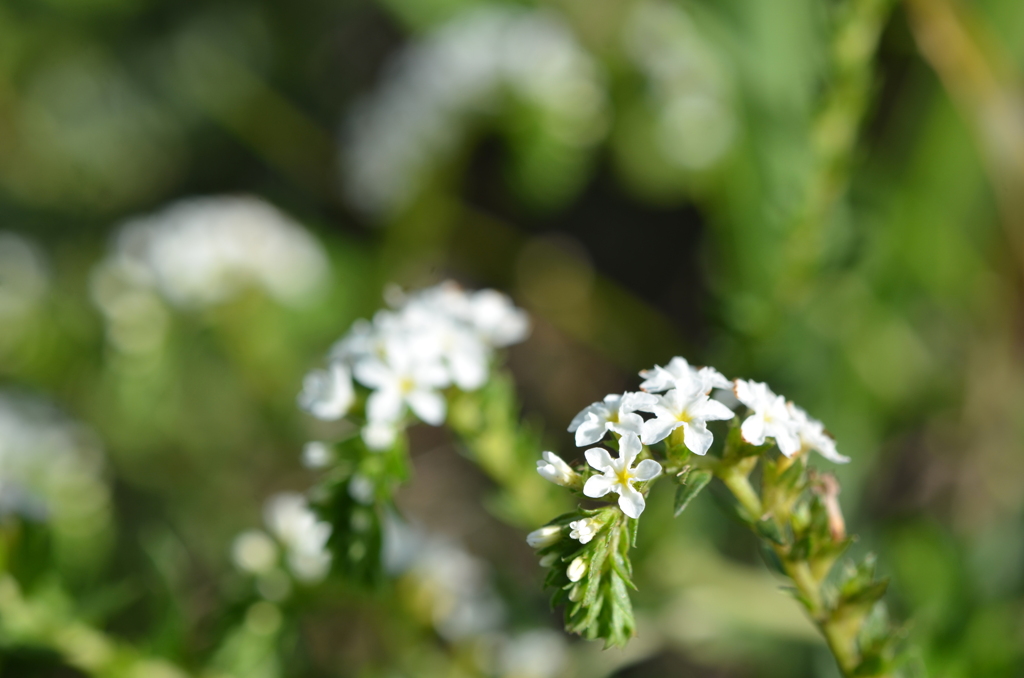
[617, 484, 646, 519]
[814, 437, 849, 464]
[621, 391, 658, 412]
[682, 421, 714, 456]
[609, 412, 645, 438]
[699, 366, 731, 391]
[407, 389, 446, 426]
[583, 474, 615, 498]
[740, 414, 766, 446]
[575, 414, 608, 447]
[640, 416, 680, 445]
[633, 459, 662, 482]
[773, 426, 803, 457]
[584, 447, 615, 472]
[353, 359, 393, 390]
[367, 388, 404, 423]
[618, 433, 641, 466]
[692, 397, 735, 422]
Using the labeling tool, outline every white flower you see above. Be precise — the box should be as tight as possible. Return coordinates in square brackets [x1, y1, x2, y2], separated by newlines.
[468, 289, 530, 347]
[526, 525, 562, 549]
[297, 362, 354, 421]
[639, 382, 735, 454]
[568, 518, 598, 544]
[263, 493, 333, 583]
[568, 392, 658, 447]
[639, 356, 730, 394]
[348, 473, 375, 505]
[353, 338, 450, 426]
[567, 557, 587, 582]
[301, 441, 334, 469]
[582, 434, 662, 519]
[362, 420, 398, 451]
[536, 451, 579, 487]
[734, 380, 801, 456]
[787, 403, 849, 463]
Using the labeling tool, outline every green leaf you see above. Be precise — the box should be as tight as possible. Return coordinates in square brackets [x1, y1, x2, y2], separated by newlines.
[756, 518, 786, 545]
[673, 469, 712, 517]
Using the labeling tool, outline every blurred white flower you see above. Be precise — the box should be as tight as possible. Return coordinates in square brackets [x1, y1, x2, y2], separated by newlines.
[639, 383, 735, 453]
[497, 630, 568, 678]
[301, 441, 334, 469]
[263, 492, 332, 583]
[91, 196, 329, 346]
[568, 392, 658, 447]
[0, 392, 109, 536]
[536, 451, 579, 487]
[734, 380, 802, 456]
[582, 435, 661, 519]
[624, 1, 736, 171]
[354, 337, 450, 426]
[787, 403, 849, 464]
[341, 7, 607, 215]
[361, 420, 399, 452]
[298, 363, 355, 421]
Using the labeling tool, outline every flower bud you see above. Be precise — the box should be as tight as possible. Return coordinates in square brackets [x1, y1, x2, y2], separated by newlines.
[536, 451, 580, 487]
[539, 552, 559, 568]
[567, 557, 587, 582]
[526, 525, 562, 549]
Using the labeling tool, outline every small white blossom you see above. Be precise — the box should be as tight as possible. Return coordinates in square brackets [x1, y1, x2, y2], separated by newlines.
[263, 493, 333, 583]
[467, 288, 530, 347]
[582, 434, 662, 519]
[348, 473, 375, 505]
[734, 380, 801, 456]
[568, 392, 658, 447]
[567, 557, 587, 582]
[639, 382, 735, 454]
[526, 525, 562, 549]
[568, 518, 598, 544]
[362, 420, 399, 451]
[297, 362, 355, 421]
[640, 356, 730, 394]
[787, 403, 849, 464]
[301, 441, 334, 469]
[354, 338, 450, 426]
[536, 451, 579, 487]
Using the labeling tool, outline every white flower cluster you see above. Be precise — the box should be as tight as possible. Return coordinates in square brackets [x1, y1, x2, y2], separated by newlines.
[341, 6, 607, 215]
[0, 392, 109, 535]
[298, 281, 529, 451]
[91, 196, 329, 351]
[536, 356, 848, 521]
[231, 492, 333, 598]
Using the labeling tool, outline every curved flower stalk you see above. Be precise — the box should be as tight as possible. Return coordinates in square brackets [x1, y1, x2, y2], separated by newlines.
[295, 281, 532, 584]
[530, 356, 909, 675]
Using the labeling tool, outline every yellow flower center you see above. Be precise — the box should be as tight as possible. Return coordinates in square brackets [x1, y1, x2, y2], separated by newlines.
[616, 466, 634, 486]
[399, 377, 415, 394]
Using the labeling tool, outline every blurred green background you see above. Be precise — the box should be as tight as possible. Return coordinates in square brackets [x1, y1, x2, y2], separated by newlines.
[2, 0, 1024, 676]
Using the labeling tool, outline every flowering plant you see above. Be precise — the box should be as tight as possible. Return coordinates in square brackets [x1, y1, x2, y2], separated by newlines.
[529, 357, 906, 675]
